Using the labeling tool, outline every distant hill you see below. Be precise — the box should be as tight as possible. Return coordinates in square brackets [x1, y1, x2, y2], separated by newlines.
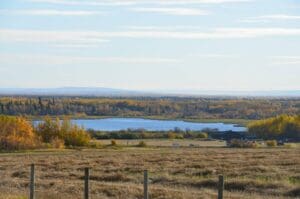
[158, 90, 300, 97]
[0, 87, 299, 97]
[0, 87, 144, 96]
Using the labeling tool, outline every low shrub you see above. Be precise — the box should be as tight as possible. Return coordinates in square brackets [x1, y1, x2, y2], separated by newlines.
[167, 132, 177, 139]
[111, 140, 117, 146]
[64, 127, 90, 147]
[228, 139, 257, 148]
[136, 141, 147, 147]
[50, 137, 65, 149]
[197, 133, 208, 139]
[266, 140, 277, 147]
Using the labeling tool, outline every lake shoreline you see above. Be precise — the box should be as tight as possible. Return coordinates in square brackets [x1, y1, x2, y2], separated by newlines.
[33, 117, 247, 132]
[28, 115, 251, 126]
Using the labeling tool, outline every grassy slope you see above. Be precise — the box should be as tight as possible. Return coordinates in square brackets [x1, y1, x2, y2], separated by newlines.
[0, 144, 299, 199]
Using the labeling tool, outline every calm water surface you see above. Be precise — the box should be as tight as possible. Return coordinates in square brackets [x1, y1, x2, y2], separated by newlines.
[55, 118, 247, 132]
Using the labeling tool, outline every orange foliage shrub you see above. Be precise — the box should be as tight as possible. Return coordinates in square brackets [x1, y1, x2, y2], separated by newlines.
[0, 115, 39, 150]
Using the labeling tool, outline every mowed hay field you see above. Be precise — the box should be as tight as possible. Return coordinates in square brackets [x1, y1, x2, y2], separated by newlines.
[0, 144, 299, 199]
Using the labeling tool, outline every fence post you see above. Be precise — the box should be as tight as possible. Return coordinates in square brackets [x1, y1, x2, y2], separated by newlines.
[144, 170, 148, 199]
[29, 164, 35, 199]
[84, 168, 90, 199]
[218, 175, 224, 199]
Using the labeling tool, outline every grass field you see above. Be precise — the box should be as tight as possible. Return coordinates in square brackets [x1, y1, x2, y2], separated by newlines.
[96, 139, 227, 147]
[0, 141, 299, 199]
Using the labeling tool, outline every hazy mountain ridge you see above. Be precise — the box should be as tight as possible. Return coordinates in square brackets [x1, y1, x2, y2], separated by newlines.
[0, 87, 299, 97]
[0, 87, 151, 97]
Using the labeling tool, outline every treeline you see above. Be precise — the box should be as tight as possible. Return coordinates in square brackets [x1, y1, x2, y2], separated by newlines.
[0, 115, 90, 151]
[88, 129, 209, 140]
[248, 115, 300, 140]
[87, 127, 248, 141]
[0, 96, 299, 120]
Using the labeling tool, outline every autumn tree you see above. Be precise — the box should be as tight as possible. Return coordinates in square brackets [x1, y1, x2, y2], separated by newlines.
[0, 115, 39, 150]
[248, 115, 300, 139]
[35, 117, 90, 147]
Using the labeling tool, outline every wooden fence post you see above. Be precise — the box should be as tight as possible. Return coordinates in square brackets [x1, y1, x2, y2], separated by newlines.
[84, 168, 90, 199]
[218, 175, 224, 199]
[29, 164, 35, 199]
[144, 170, 148, 199]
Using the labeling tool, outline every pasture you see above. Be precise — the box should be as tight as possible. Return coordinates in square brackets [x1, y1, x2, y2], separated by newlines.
[0, 142, 299, 199]
[94, 139, 227, 147]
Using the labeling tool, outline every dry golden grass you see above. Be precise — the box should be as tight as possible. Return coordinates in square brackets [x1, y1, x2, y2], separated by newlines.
[0, 142, 299, 199]
[95, 139, 226, 147]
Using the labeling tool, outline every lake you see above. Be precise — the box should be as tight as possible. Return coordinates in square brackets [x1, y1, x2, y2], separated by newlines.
[40, 118, 246, 132]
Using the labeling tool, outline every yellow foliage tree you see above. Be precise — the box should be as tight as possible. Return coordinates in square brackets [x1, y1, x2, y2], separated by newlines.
[248, 115, 300, 139]
[0, 115, 39, 150]
[36, 117, 90, 147]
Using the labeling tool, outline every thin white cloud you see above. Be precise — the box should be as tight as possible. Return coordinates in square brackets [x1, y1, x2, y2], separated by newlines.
[0, 53, 180, 65]
[26, 0, 136, 6]
[214, 28, 300, 38]
[0, 9, 105, 16]
[261, 15, 300, 20]
[126, 26, 208, 31]
[1, 28, 300, 45]
[149, 0, 251, 5]
[27, 0, 252, 6]
[0, 29, 109, 45]
[107, 28, 300, 39]
[241, 15, 300, 23]
[271, 56, 300, 65]
[189, 53, 237, 58]
[51, 43, 108, 48]
[131, 7, 210, 16]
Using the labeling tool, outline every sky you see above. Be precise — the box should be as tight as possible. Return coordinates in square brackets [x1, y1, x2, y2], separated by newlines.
[0, 0, 300, 91]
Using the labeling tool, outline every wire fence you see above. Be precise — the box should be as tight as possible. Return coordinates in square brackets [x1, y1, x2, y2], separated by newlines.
[24, 164, 225, 199]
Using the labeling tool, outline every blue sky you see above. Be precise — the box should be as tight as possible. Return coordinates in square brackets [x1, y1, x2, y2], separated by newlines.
[0, 0, 300, 91]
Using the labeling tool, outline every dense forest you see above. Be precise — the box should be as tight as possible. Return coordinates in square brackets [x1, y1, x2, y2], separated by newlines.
[0, 96, 299, 120]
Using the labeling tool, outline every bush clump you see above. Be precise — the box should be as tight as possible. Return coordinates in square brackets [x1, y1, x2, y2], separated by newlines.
[197, 133, 208, 139]
[266, 140, 277, 147]
[136, 141, 147, 147]
[50, 137, 65, 149]
[0, 115, 40, 150]
[35, 117, 90, 147]
[0, 115, 90, 151]
[111, 140, 117, 146]
[228, 139, 257, 148]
